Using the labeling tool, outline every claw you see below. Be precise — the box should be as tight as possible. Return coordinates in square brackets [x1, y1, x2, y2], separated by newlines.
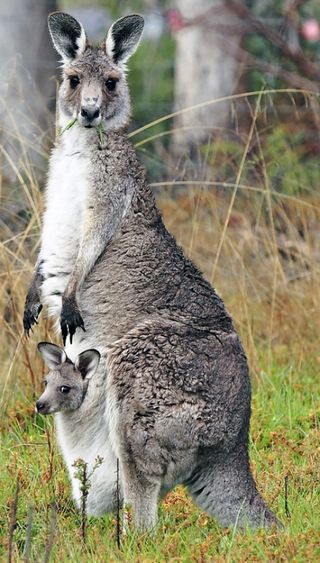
[69, 325, 75, 345]
[62, 324, 68, 346]
[23, 302, 43, 337]
[60, 299, 85, 345]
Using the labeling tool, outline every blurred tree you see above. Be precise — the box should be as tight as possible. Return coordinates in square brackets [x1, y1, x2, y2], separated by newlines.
[171, 0, 243, 156]
[0, 0, 57, 181]
[226, 0, 320, 92]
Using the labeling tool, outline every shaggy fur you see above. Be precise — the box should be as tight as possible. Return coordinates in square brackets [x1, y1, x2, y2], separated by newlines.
[24, 12, 279, 531]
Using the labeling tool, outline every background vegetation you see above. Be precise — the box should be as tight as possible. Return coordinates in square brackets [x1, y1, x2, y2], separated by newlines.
[1, 1, 319, 561]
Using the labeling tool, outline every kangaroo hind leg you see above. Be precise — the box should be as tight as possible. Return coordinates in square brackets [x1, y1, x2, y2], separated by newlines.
[120, 455, 161, 533]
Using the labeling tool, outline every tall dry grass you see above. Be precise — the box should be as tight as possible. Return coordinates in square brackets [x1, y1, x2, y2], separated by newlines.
[0, 90, 319, 415]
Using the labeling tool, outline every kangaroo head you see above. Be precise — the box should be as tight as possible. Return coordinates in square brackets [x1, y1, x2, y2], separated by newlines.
[36, 342, 100, 414]
[48, 12, 144, 131]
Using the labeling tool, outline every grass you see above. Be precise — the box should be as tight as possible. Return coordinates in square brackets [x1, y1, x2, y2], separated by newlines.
[1, 90, 320, 560]
[1, 361, 319, 561]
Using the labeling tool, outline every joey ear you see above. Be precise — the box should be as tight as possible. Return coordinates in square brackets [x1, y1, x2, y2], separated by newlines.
[38, 342, 67, 369]
[105, 14, 144, 65]
[48, 12, 87, 62]
[74, 350, 100, 380]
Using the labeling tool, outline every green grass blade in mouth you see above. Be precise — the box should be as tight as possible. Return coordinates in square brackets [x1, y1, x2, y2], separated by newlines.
[96, 123, 106, 147]
[60, 118, 78, 136]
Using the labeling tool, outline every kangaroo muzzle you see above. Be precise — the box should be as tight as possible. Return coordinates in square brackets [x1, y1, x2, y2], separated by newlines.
[35, 398, 51, 414]
[80, 105, 101, 126]
[78, 83, 102, 127]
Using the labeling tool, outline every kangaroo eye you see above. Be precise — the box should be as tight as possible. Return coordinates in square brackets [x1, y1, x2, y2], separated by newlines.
[43, 380, 47, 388]
[69, 76, 80, 89]
[60, 386, 71, 394]
[105, 78, 117, 91]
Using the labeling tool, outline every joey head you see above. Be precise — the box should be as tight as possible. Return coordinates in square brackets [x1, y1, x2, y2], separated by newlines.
[36, 342, 100, 414]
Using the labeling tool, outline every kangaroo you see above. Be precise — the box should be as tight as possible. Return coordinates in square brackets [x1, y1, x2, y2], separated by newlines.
[36, 342, 121, 514]
[24, 12, 279, 531]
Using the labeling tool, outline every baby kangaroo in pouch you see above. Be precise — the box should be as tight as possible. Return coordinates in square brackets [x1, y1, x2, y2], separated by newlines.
[25, 11, 280, 532]
[36, 342, 100, 415]
[36, 342, 120, 515]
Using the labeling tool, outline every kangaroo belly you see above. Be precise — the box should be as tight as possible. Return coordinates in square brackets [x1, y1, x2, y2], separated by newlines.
[55, 408, 119, 516]
[40, 147, 90, 317]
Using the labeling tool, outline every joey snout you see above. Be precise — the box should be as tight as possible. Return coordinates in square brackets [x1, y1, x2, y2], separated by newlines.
[35, 394, 53, 415]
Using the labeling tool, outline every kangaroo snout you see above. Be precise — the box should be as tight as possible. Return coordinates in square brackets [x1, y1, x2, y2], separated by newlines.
[35, 399, 49, 414]
[80, 105, 101, 127]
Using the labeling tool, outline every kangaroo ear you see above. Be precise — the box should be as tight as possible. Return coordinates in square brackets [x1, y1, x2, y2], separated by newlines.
[75, 350, 100, 380]
[38, 342, 67, 369]
[105, 14, 144, 65]
[48, 12, 87, 62]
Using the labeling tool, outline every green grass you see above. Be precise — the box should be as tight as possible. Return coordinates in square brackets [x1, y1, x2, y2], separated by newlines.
[1, 358, 319, 561]
[1, 90, 319, 560]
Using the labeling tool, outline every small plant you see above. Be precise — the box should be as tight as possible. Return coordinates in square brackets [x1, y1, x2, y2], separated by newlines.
[72, 456, 103, 543]
[43, 503, 57, 563]
[7, 478, 19, 563]
[115, 458, 121, 549]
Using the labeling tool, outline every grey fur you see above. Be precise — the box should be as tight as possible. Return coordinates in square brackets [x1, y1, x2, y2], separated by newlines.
[36, 342, 100, 414]
[24, 12, 280, 531]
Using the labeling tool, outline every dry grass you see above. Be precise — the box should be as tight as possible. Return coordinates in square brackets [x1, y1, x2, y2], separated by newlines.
[0, 91, 319, 560]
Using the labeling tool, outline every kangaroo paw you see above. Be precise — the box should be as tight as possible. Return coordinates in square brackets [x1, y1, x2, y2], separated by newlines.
[23, 302, 43, 337]
[60, 297, 85, 345]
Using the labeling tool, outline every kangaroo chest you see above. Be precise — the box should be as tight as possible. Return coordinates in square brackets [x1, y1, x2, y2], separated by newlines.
[54, 382, 119, 516]
[40, 143, 90, 315]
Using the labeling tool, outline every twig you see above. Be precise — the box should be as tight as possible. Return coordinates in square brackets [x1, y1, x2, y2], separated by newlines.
[225, 0, 320, 82]
[72, 456, 103, 543]
[23, 505, 35, 562]
[22, 348, 36, 396]
[45, 427, 54, 483]
[116, 458, 121, 549]
[75, 459, 89, 542]
[43, 503, 57, 563]
[284, 0, 305, 17]
[7, 478, 19, 563]
[216, 37, 319, 93]
[284, 474, 291, 518]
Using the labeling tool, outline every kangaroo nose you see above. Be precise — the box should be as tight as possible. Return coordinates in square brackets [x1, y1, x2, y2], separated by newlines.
[36, 400, 45, 412]
[81, 106, 100, 122]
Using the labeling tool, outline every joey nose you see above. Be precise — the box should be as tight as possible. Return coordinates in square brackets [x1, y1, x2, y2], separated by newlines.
[81, 106, 100, 122]
[36, 400, 45, 412]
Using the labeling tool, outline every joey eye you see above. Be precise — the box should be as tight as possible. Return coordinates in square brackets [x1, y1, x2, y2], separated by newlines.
[43, 380, 47, 388]
[60, 385, 71, 394]
[69, 76, 80, 89]
[105, 78, 117, 92]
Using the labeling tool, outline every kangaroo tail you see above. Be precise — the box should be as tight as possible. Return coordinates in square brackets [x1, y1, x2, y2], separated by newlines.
[185, 446, 280, 529]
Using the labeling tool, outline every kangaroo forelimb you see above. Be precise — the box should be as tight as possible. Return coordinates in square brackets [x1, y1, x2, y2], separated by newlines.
[23, 259, 44, 337]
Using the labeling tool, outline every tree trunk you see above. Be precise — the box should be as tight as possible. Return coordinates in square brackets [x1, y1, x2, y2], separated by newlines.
[173, 0, 242, 156]
[0, 0, 57, 181]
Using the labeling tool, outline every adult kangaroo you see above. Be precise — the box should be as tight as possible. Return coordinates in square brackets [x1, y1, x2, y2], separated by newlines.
[24, 12, 279, 531]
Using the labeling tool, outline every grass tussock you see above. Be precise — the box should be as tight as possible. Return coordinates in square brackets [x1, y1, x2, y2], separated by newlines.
[0, 91, 320, 561]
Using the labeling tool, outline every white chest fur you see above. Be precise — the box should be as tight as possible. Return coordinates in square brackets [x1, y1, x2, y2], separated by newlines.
[55, 370, 119, 516]
[40, 128, 91, 317]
